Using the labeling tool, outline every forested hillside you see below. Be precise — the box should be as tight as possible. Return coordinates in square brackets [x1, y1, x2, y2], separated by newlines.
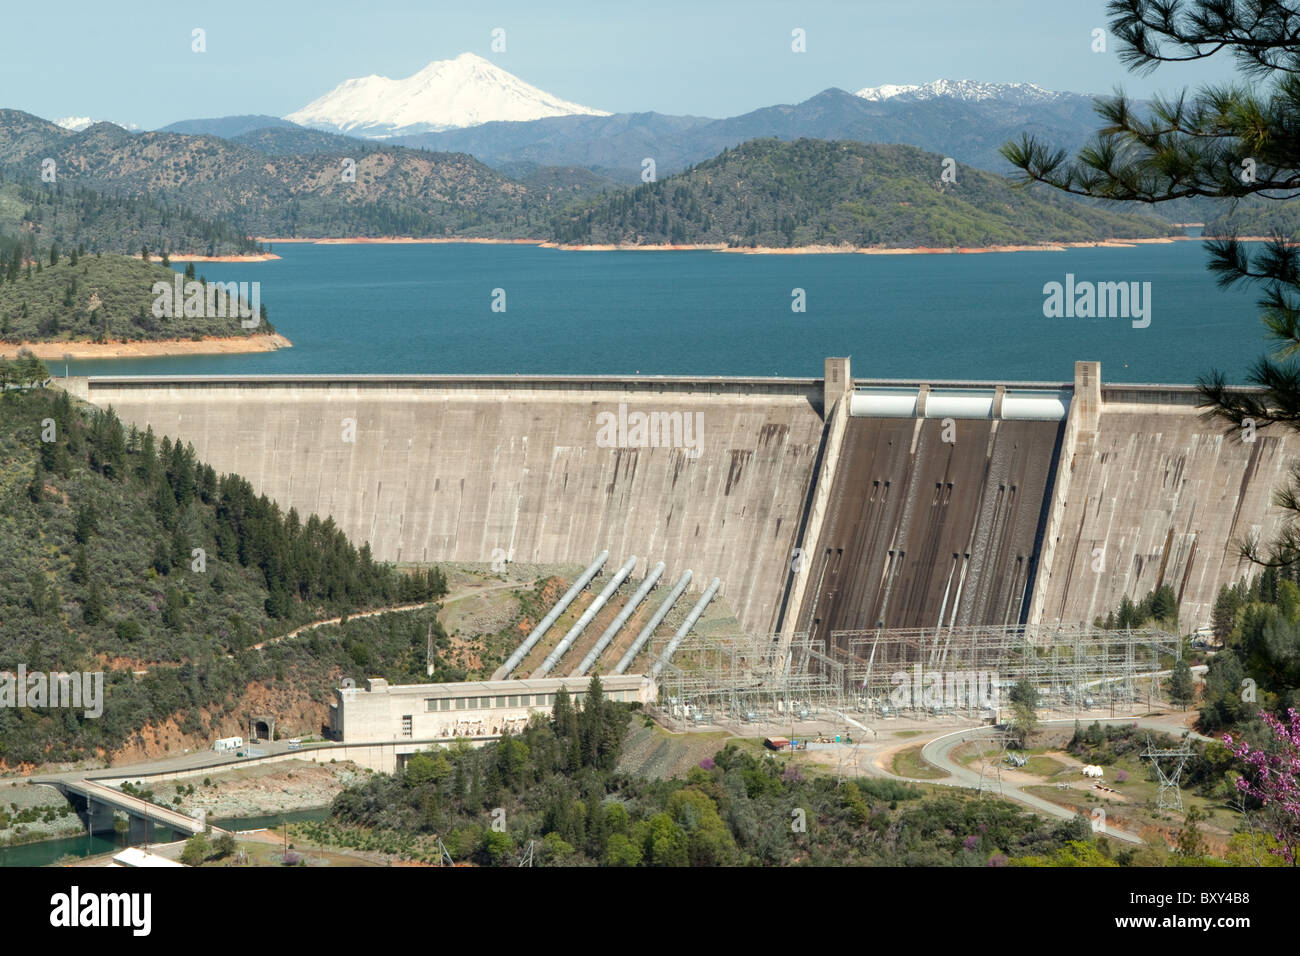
[0, 111, 550, 240]
[1203, 571, 1300, 730]
[1, 178, 262, 256]
[0, 249, 271, 344]
[0, 387, 448, 764]
[550, 139, 1180, 248]
[1204, 199, 1300, 239]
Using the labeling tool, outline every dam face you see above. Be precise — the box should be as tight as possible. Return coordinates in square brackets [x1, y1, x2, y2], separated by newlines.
[1032, 383, 1300, 629]
[80, 376, 826, 634]
[75, 360, 1300, 641]
[793, 415, 1062, 649]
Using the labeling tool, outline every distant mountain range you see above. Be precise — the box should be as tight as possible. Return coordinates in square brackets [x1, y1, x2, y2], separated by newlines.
[159, 81, 1107, 183]
[7, 58, 1267, 247]
[53, 59, 1257, 228]
[284, 53, 609, 138]
[387, 86, 1107, 187]
[854, 79, 1069, 105]
[158, 114, 299, 138]
[0, 109, 1178, 249]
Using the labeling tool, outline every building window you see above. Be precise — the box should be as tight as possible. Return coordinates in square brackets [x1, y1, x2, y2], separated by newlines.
[456, 698, 468, 710]
[401, 715, 412, 737]
[426, 699, 436, 711]
[496, 696, 507, 708]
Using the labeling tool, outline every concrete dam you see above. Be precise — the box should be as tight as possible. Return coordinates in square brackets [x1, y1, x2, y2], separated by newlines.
[72, 357, 1298, 646]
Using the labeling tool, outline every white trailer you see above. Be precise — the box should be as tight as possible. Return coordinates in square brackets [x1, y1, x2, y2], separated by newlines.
[213, 736, 243, 753]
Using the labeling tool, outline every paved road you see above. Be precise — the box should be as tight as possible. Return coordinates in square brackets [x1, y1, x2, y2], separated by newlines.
[909, 714, 1209, 846]
[22, 737, 309, 788]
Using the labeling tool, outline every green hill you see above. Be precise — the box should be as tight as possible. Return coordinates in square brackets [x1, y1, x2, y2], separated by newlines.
[0, 387, 449, 764]
[0, 178, 262, 257]
[0, 251, 272, 345]
[1204, 197, 1300, 237]
[550, 139, 1180, 248]
[0, 112, 549, 240]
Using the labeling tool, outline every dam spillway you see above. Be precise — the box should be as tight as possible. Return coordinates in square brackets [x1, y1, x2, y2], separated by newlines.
[793, 415, 1063, 647]
[70, 358, 1300, 644]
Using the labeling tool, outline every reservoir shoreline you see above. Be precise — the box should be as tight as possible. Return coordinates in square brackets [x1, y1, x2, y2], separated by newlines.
[1, 333, 292, 360]
[235, 232, 1256, 258]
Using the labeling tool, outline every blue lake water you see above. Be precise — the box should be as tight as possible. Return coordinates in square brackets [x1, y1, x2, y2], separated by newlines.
[63, 238, 1266, 383]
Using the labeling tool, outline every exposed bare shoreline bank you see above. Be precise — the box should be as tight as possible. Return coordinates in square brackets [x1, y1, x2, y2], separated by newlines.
[254, 236, 542, 247]
[1, 333, 292, 359]
[136, 252, 282, 262]
[248, 233, 1257, 256]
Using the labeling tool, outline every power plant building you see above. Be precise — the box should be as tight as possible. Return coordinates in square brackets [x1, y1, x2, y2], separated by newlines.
[329, 675, 655, 745]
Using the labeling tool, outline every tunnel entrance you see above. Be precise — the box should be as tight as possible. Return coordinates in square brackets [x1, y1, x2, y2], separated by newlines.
[249, 715, 275, 742]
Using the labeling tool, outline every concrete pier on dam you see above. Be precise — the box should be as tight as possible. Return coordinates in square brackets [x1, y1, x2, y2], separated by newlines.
[1028, 370, 1300, 631]
[70, 357, 1300, 645]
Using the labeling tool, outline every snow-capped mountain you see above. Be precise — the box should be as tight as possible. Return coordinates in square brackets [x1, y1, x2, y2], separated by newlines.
[855, 79, 1068, 105]
[285, 52, 609, 138]
[54, 116, 139, 132]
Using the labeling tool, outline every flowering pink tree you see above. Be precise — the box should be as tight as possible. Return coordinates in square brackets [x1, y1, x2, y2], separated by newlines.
[1225, 708, 1300, 865]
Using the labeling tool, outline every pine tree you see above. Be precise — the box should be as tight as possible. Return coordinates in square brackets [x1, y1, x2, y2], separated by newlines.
[26, 460, 43, 503]
[1003, 1, 1300, 571]
[1211, 581, 1244, 643]
[71, 545, 89, 585]
[1169, 658, 1195, 710]
[82, 580, 104, 626]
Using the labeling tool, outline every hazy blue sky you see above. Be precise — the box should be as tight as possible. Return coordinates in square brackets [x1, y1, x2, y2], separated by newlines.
[1, 0, 1245, 128]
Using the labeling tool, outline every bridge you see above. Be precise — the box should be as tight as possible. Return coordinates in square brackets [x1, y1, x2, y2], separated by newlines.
[51, 778, 228, 842]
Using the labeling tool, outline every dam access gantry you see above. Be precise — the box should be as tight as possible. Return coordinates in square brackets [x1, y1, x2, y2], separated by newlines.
[68, 357, 1296, 659]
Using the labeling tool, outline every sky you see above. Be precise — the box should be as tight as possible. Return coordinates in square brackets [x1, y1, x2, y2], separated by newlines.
[0, 0, 1246, 129]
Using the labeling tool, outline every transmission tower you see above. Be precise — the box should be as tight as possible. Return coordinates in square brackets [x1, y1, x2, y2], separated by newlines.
[435, 836, 455, 866]
[519, 840, 535, 867]
[978, 723, 1014, 797]
[1142, 734, 1194, 812]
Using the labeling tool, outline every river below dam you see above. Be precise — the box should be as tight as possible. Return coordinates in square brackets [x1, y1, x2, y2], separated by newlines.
[0, 807, 331, 867]
[62, 236, 1263, 384]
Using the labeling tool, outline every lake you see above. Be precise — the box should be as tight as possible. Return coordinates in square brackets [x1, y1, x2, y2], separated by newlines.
[63, 237, 1266, 383]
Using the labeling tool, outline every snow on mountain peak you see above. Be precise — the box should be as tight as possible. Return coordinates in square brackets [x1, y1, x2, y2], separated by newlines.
[54, 116, 139, 132]
[285, 53, 609, 137]
[855, 79, 1066, 104]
